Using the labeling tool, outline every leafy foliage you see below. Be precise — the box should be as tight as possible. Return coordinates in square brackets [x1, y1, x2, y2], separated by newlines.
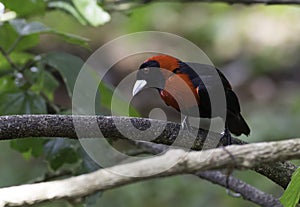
[1, 0, 46, 17]
[1, 0, 110, 25]
[44, 139, 80, 170]
[10, 138, 46, 159]
[72, 0, 111, 26]
[41, 52, 84, 97]
[0, 0, 118, 174]
[0, 91, 47, 115]
[280, 168, 300, 207]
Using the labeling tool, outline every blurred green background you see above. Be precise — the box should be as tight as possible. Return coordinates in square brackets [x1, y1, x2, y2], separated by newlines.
[1, 2, 300, 207]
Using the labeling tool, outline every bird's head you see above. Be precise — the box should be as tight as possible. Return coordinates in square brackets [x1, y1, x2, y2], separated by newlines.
[132, 55, 180, 96]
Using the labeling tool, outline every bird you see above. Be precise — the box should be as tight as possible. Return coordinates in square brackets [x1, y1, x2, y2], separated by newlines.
[132, 55, 250, 144]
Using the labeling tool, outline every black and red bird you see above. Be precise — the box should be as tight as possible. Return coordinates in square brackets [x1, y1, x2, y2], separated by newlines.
[132, 55, 250, 141]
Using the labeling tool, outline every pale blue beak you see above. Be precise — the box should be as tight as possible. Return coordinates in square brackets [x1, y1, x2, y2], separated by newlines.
[132, 80, 147, 96]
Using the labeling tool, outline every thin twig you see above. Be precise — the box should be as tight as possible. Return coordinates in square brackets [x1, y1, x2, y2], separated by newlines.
[7, 36, 23, 55]
[0, 46, 21, 70]
[196, 171, 283, 207]
[127, 139, 282, 206]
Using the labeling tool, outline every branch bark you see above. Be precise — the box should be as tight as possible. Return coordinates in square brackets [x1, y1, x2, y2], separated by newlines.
[128, 140, 283, 207]
[2, 138, 299, 206]
[196, 171, 282, 207]
[0, 115, 297, 189]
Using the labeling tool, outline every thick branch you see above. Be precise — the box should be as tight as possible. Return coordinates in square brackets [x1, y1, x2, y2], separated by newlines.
[0, 115, 297, 188]
[0, 115, 241, 148]
[1, 139, 298, 206]
[130, 140, 282, 207]
[0, 115, 297, 189]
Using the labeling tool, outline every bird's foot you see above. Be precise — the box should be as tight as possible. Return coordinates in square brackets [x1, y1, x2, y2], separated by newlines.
[220, 128, 232, 146]
[225, 184, 241, 197]
[181, 116, 192, 131]
[181, 116, 199, 139]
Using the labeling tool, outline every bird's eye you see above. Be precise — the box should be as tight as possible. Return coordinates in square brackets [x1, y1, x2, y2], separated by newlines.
[173, 68, 180, 74]
[143, 68, 150, 74]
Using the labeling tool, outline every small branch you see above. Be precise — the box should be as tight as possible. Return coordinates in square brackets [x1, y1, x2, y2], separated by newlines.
[127, 140, 283, 207]
[7, 36, 23, 55]
[196, 171, 283, 207]
[1, 139, 298, 206]
[0, 115, 297, 189]
[0, 47, 21, 71]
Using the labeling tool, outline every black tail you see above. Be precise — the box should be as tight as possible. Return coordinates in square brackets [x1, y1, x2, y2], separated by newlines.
[227, 112, 250, 136]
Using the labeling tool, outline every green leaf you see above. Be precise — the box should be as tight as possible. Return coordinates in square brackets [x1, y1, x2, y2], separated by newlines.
[9, 19, 51, 36]
[0, 20, 45, 53]
[41, 52, 84, 97]
[14, 34, 40, 52]
[10, 138, 46, 158]
[9, 52, 34, 66]
[48, 1, 88, 25]
[44, 139, 80, 170]
[72, 0, 110, 26]
[99, 82, 140, 116]
[0, 52, 34, 70]
[1, 0, 46, 17]
[0, 22, 19, 51]
[54, 31, 89, 48]
[23, 63, 59, 98]
[29, 69, 59, 101]
[0, 20, 46, 53]
[4, 19, 88, 51]
[3, 90, 48, 159]
[280, 167, 300, 207]
[0, 91, 47, 115]
[0, 74, 18, 93]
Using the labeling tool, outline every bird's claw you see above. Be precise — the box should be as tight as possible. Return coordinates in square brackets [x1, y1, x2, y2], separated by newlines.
[226, 189, 241, 198]
[221, 128, 232, 146]
[181, 116, 192, 131]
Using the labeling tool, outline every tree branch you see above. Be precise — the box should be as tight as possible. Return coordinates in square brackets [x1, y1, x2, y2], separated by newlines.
[2, 138, 298, 206]
[0, 115, 297, 189]
[196, 171, 283, 207]
[127, 140, 283, 207]
[0, 115, 239, 148]
[0, 47, 21, 71]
